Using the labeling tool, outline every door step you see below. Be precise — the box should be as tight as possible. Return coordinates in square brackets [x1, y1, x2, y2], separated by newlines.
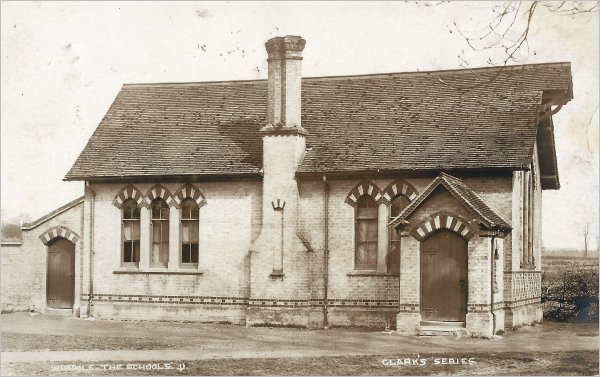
[419, 321, 467, 337]
[44, 308, 73, 317]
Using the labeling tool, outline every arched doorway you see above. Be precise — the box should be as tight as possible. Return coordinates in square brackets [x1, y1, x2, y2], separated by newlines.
[420, 230, 467, 323]
[46, 238, 75, 309]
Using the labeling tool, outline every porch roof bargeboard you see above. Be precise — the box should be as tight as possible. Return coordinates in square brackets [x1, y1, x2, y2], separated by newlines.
[389, 172, 512, 232]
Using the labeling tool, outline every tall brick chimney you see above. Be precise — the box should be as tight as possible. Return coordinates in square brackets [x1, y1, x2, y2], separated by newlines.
[263, 35, 306, 131]
[248, 36, 310, 324]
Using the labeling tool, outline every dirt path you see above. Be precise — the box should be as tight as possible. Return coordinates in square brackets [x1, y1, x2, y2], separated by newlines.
[1, 312, 598, 375]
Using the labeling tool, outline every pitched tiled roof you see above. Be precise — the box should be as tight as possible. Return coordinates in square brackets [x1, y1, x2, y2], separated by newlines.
[389, 172, 511, 230]
[65, 62, 572, 181]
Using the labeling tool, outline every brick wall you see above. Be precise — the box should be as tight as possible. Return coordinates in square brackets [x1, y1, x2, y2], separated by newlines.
[504, 142, 544, 328]
[5, 169, 545, 333]
[1, 200, 83, 313]
[83, 181, 261, 322]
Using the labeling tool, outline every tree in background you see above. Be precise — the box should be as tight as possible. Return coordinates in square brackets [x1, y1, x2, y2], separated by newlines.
[451, 1, 598, 67]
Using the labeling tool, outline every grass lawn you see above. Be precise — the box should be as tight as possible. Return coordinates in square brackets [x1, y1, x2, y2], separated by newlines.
[2, 351, 598, 376]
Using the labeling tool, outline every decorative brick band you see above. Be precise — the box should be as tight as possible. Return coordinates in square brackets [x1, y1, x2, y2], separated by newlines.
[410, 212, 475, 241]
[82, 294, 249, 306]
[327, 299, 398, 308]
[345, 181, 384, 206]
[144, 184, 174, 208]
[83, 294, 399, 309]
[468, 303, 491, 313]
[398, 304, 419, 313]
[172, 184, 207, 208]
[504, 297, 541, 309]
[249, 298, 399, 308]
[39, 225, 80, 245]
[382, 180, 418, 204]
[112, 185, 144, 209]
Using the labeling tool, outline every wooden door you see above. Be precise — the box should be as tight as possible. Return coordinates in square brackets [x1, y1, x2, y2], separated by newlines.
[420, 230, 467, 322]
[47, 238, 75, 309]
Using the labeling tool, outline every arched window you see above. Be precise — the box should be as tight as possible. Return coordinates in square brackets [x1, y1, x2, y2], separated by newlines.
[181, 198, 199, 265]
[355, 195, 378, 270]
[122, 199, 141, 266]
[151, 199, 170, 267]
[388, 195, 410, 273]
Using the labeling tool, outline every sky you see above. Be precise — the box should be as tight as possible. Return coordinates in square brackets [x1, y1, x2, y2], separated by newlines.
[1, 1, 598, 250]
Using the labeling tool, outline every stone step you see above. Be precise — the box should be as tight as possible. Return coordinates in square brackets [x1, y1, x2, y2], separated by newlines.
[419, 321, 467, 338]
[419, 324, 467, 337]
[420, 320, 465, 328]
[44, 308, 73, 317]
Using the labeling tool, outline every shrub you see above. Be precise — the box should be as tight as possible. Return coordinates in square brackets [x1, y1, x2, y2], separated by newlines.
[542, 267, 598, 322]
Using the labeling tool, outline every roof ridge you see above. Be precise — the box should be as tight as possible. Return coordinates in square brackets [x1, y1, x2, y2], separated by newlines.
[122, 61, 572, 88]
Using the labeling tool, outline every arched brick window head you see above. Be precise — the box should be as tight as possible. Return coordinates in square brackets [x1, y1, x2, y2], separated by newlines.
[113, 185, 143, 209]
[355, 195, 378, 270]
[345, 181, 384, 207]
[181, 198, 199, 265]
[151, 199, 169, 267]
[122, 199, 141, 266]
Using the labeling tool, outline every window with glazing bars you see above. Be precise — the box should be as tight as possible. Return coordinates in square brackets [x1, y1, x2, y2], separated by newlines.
[122, 199, 141, 266]
[388, 194, 410, 273]
[181, 199, 199, 264]
[355, 195, 378, 270]
[151, 199, 169, 267]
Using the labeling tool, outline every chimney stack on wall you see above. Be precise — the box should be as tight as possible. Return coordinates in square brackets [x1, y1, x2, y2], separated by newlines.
[249, 35, 309, 294]
[264, 35, 306, 131]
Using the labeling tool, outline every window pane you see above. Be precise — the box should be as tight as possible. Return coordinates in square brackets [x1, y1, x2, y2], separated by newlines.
[123, 221, 132, 240]
[133, 241, 140, 262]
[390, 227, 401, 241]
[132, 221, 140, 240]
[357, 195, 377, 208]
[182, 199, 199, 220]
[152, 243, 160, 264]
[356, 243, 367, 265]
[153, 222, 162, 243]
[132, 206, 140, 219]
[357, 220, 368, 242]
[390, 195, 410, 219]
[190, 220, 199, 242]
[182, 222, 190, 243]
[160, 242, 169, 264]
[367, 242, 377, 265]
[356, 242, 377, 268]
[191, 206, 199, 219]
[161, 221, 169, 241]
[357, 207, 378, 219]
[389, 240, 400, 271]
[182, 245, 191, 264]
[366, 219, 378, 241]
[190, 243, 199, 263]
[124, 242, 133, 262]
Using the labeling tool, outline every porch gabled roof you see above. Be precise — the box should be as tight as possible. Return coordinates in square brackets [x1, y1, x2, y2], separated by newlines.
[389, 172, 512, 231]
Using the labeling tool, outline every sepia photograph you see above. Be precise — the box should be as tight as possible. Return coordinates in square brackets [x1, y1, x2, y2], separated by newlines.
[1, 1, 598, 375]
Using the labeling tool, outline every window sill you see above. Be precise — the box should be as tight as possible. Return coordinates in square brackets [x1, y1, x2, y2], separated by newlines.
[347, 270, 398, 277]
[113, 268, 204, 275]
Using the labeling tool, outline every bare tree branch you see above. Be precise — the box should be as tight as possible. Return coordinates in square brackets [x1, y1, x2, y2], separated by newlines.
[437, 1, 598, 90]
